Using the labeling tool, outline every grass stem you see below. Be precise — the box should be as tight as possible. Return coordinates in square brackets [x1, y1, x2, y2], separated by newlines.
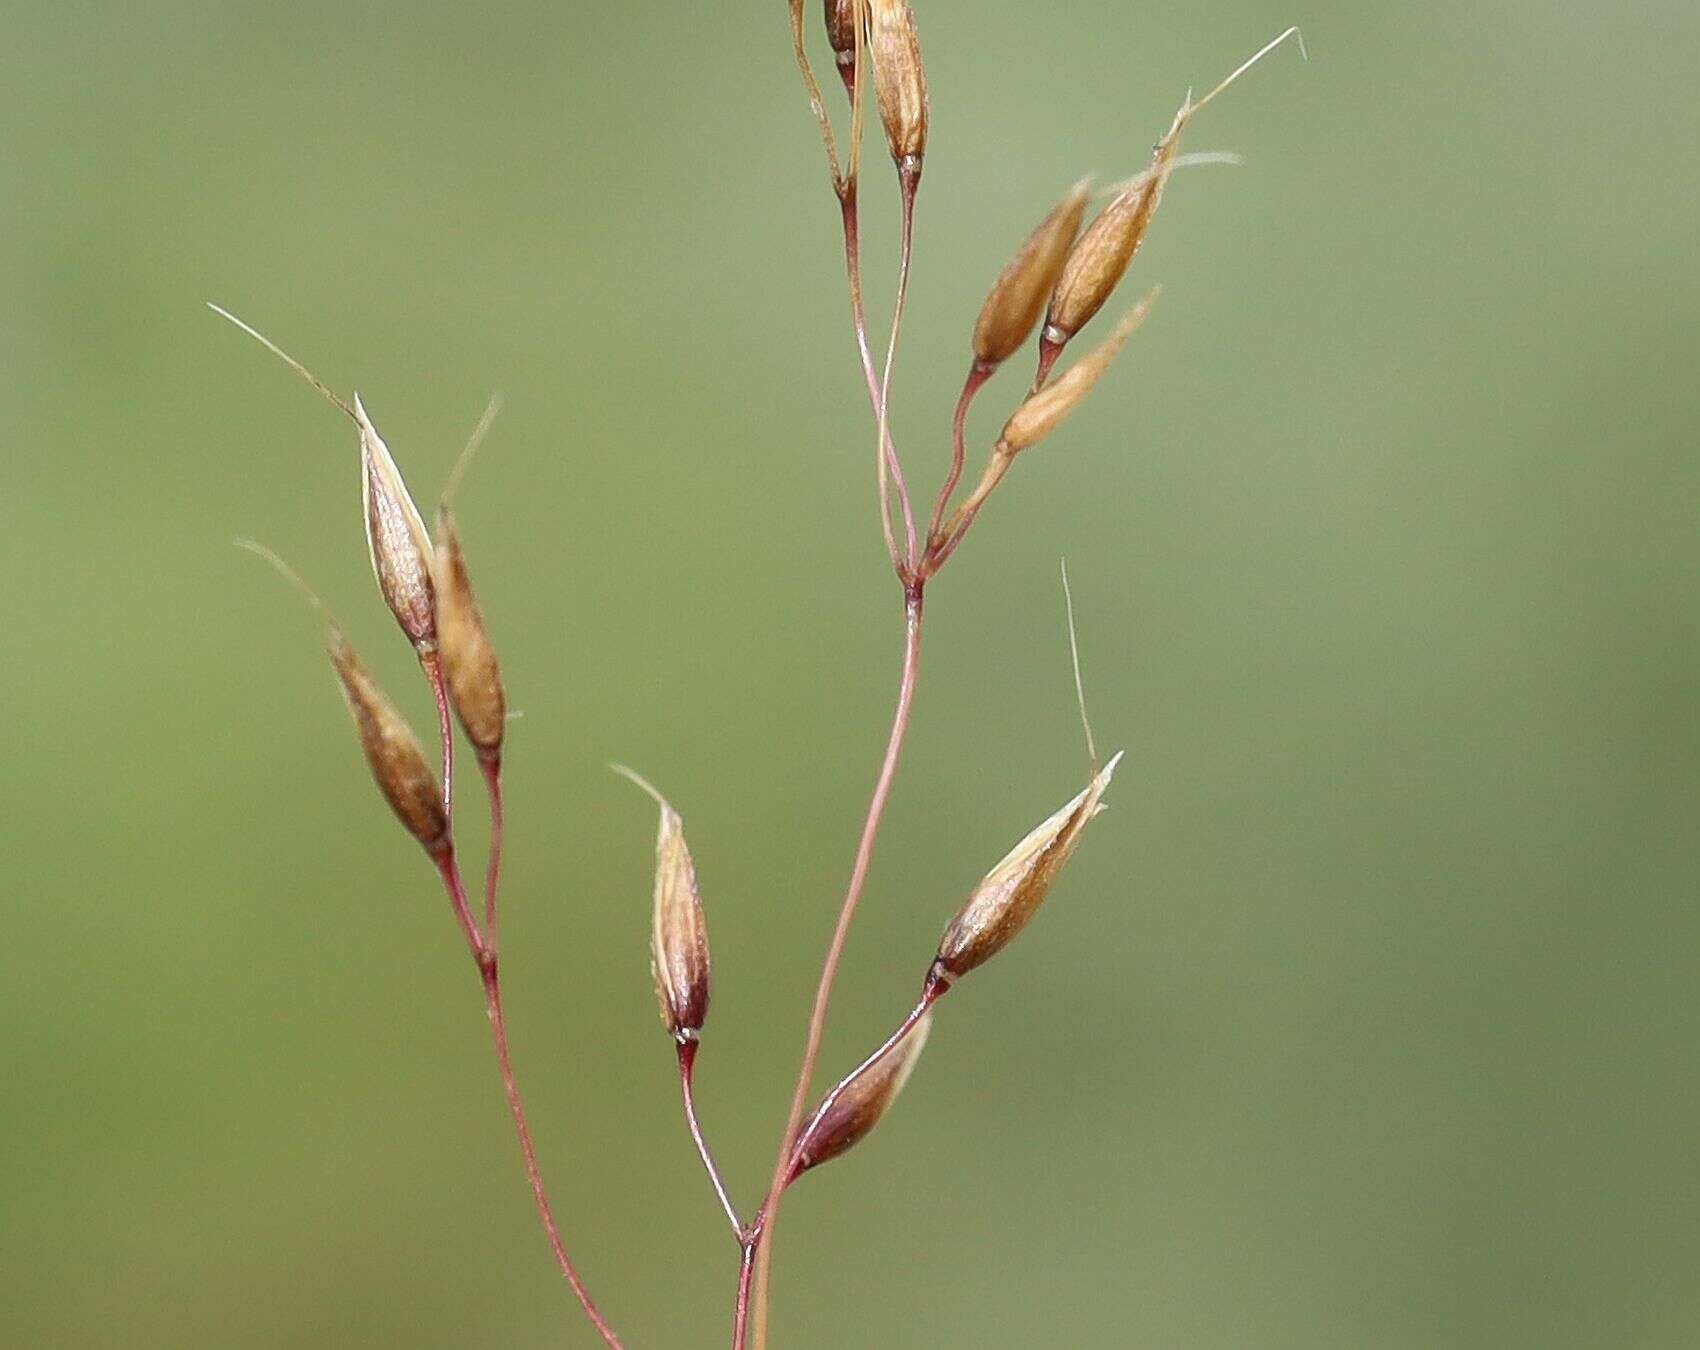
[751, 583, 926, 1345]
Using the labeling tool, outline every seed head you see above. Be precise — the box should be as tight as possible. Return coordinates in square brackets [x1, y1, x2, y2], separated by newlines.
[356, 394, 436, 652]
[999, 289, 1158, 453]
[791, 1012, 933, 1178]
[934, 752, 1123, 980]
[1040, 27, 1303, 380]
[433, 507, 507, 765]
[972, 177, 1094, 369]
[327, 627, 449, 857]
[824, 0, 859, 94]
[869, 0, 927, 176]
[615, 767, 712, 1042]
[1041, 130, 1180, 372]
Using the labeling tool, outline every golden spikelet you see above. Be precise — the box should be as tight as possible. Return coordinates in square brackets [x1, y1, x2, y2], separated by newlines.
[1041, 28, 1303, 376]
[934, 752, 1123, 980]
[972, 177, 1094, 369]
[433, 507, 507, 765]
[1000, 289, 1159, 453]
[327, 627, 448, 856]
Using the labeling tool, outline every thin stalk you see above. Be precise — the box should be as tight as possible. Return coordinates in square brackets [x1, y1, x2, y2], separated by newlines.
[482, 962, 625, 1349]
[787, 0, 843, 192]
[927, 445, 1016, 577]
[677, 1039, 744, 1242]
[432, 849, 487, 966]
[874, 170, 921, 574]
[751, 584, 926, 1346]
[839, 188, 917, 575]
[845, 0, 868, 194]
[430, 852, 621, 1347]
[480, 756, 505, 941]
[420, 651, 455, 824]
[927, 361, 995, 549]
[733, 1230, 759, 1350]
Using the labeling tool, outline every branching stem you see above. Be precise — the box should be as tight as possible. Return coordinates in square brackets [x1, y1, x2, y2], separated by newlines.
[875, 168, 922, 574]
[928, 360, 995, 549]
[678, 1039, 744, 1242]
[428, 848, 623, 1348]
[927, 445, 1016, 576]
[480, 959, 625, 1348]
[425, 693, 617, 1347]
[751, 583, 926, 1345]
[733, 1225, 760, 1350]
[839, 187, 918, 576]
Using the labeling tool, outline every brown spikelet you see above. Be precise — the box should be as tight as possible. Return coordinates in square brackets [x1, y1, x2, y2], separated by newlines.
[824, 0, 860, 95]
[971, 177, 1094, 369]
[433, 507, 507, 765]
[327, 627, 449, 856]
[999, 289, 1159, 453]
[869, 0, 928, 174]
[1039, 28, 1302, 381]
[934, 752, 1122, 980]
[1040, 126, 1181, 370]
[791, 1012, 932, 1178]
[355, 394, 436, 652]
[615, 767, 712, 1042]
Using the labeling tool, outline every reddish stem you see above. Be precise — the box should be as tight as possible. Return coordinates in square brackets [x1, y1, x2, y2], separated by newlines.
[1034, 329, 1065, 393]
[928, 497, 988, 576]
[432, 849, 486, 965]
[677, 1038, 744, 1242]
[926, 446, 1017, 579]
[733, 1230, 759, 1350]
[419, 651, 455, 824]
[480, 755, 504, 942]
[876, 166, 921, 575]
[927, 361, 995, 550]
[839, 186, 917, 576]
[751, 583, 926, 1340]
[430, 851, 621, 1347]
[482, 961, 625, 1348]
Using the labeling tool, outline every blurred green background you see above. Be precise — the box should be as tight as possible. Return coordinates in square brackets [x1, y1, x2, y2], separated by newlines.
[4, 1, 1698, 1346]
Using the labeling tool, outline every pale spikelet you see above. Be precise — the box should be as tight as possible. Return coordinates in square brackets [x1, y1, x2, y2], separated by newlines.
[1040, 152, 1240, 362]
[791, 1013, 933, 1177]
[824, 0, 860, 93]
[355, 394, 436, 651]
[971, 177, 1094, 369]
[1040, 28, 1301, 377]
[999, 289, 1158, 453]
[327, 627, 449, 856]
[934, 752, 1123, 980]
[433, 507, 507, 765]
[1041, 134, 1178, 359]
[869, 0, 928, 173]
[614, 767, 712, 1042]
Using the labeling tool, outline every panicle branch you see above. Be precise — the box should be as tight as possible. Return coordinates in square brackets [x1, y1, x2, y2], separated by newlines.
[223, 326, 622, 1342]
[223, 14, 1300, 1347]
